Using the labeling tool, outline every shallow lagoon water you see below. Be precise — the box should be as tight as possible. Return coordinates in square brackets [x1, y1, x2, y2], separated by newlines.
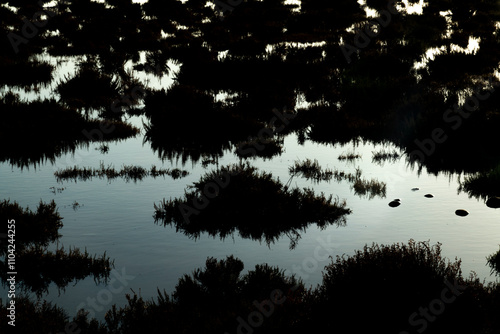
[1, 126, 499, 320]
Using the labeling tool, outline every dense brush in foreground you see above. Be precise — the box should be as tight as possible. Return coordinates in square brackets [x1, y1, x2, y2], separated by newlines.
[2, 240, 499, 334]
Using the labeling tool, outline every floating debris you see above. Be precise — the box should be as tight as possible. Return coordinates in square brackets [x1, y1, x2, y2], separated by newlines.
[71, 201, 82, 211]
[49, 186, 66, 194]
[412, 188, 419, 191]
[424, 194, 434, 198]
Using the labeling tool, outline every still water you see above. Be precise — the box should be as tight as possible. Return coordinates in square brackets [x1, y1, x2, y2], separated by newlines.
[1, 119, 499, 319]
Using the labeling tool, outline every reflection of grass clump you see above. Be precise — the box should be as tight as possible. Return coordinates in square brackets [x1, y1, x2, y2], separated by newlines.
[0, 200, 62, 251]
[372, 149, 401, 165]
[288, 158, 335, 183]
[0, 58, 54, 89]
[235, 137, 284, 159]
[155, 163, 351, 249]
[0, 200, 113, 296]
[338, 152, 361, 161]
[1, 245, 113, 297]
[56, 62, 120, 112]
[0, 93, 139, 168]
[289, 159, 386, 198]
[54, 161, 189, 183]
[352, 177, 387, 199]
[487, 247, 500, 276]
[460, 165, 500, 200]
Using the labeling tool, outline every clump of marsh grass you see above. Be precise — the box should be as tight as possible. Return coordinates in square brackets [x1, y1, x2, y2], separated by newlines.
[55, 61, 121, 113]
[288, 158, 335, 183]
[201, 157, 218, 168]
[352, 177, 387, 199]
[235, 137, 284, 159]
[0, 199, 62, 252]
[487, 247, 500, 276]
[316, 240, 467, 332]
[288, 159, 386, 199]
[459, 164, 500, 200]
[3, 244, 500, 333]
[372, 149, 401, 165]
[96, 144, 110, 154]
[338, 151, 361, 162]
[0, 200, 114, 297]
[154, 163, 351, 249]
[54, 161, 189, 183]
[0, 93, 139, 169]
[1, 245, 114, 297]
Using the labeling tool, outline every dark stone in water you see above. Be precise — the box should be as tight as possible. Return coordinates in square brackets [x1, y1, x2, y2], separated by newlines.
[486, 197, 500, 209]
[455, 209, 469, 217]
[389, 201, 400, 207]
[411, 188, 419, 191]
[424, 194, 434, 198]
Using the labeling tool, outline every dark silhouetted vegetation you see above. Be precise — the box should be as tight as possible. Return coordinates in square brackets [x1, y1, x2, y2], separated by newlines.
[372, 149, 401, 165]
[154, 163, 351, 249]
[0, 199, 62, 250]
[54, 161, 189, 183]
[2, 241, 499, 334]
[0, 200, 113, 296]
[338, 152, 362, 161]
[487, 246, 500, 277]
[1, 245, 113, 297]
[459, 164, 500, 200]
[0, 92, 139, 168]
[288, 159, 386, 198]
[313, 240, 500, 333]
[2, 0, 500, 332]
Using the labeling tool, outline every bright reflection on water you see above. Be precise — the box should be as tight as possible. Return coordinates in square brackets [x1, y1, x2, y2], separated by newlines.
[1, 129, 499, 320]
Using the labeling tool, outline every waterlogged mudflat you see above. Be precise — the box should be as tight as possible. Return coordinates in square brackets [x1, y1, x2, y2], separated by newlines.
[1, 127, 499, 319]
[2, 0, 500, 327]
